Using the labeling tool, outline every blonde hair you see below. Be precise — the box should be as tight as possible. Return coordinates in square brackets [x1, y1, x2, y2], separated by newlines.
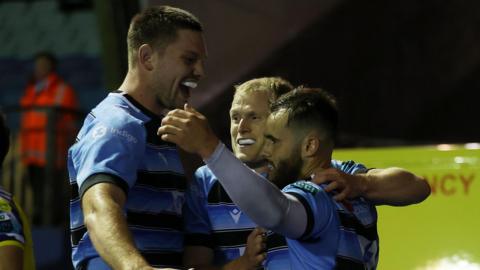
[233, 77, 294, 104]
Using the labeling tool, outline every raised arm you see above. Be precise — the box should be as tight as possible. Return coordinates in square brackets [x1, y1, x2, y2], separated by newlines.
[158, 107, 309, 239]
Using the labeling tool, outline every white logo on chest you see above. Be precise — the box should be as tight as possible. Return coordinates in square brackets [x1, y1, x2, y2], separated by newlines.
[91, 125, 107, 139]
[229, 208, 242, 224]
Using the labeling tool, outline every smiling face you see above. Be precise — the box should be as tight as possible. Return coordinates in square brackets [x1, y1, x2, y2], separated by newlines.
[149, 29, 207, 109]
[230, 91, 271, 163]
[263, 109, 304, 188]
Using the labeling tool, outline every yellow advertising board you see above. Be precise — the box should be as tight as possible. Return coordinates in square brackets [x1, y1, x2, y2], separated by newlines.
[333, 144, 480, 270]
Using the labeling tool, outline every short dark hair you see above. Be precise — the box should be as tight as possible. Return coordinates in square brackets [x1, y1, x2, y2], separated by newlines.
[271, 87, 338, 146]
[127, 6, 203, 65]
[0, 113, 10, 165]
[34, 51, 57, 71]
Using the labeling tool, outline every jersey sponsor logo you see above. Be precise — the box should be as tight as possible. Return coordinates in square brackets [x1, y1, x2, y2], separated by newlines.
[91, 124, 138, 144]
[292, 181, 319, 194]
[229, 208, 242, 224]
[109, 126, 138, 144]
[91, 125, 107, 139]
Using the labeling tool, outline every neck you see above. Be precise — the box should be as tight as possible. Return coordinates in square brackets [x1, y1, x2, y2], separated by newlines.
[300, 155, 332, 179]
[119, 70, 167, 117]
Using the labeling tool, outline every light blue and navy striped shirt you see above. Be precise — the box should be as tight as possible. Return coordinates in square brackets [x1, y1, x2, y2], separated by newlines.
[283, 160, 379, 270]
[184, 166, 290, 269]
[185, 160, 377, 270]
[68, 92, 186, 269]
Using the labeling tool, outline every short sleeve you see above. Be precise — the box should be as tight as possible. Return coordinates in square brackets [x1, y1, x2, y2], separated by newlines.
[332, 160, 368, 174]
[0, 197, 25, 247]
[283, 181, 336, 241]
[183, 168, 213, 248]
[70, 118, 145, 193]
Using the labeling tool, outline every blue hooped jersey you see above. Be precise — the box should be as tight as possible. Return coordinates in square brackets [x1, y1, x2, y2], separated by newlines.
[184, 160, 377, 270]
[184, 166, 290, 269]
[68, 92, 186, 269]
[282, 160, 379, 270]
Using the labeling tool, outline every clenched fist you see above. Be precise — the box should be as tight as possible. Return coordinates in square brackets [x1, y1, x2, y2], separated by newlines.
[158, 104, 219, 159]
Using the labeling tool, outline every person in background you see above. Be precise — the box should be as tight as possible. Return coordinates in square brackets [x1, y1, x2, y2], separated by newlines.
[19, 51, 78, 225]
[0, 112, 35, 270]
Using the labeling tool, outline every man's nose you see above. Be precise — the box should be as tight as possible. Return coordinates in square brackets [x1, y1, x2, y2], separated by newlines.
[193, 60, 205, 79]
[238, 118, 250, 133]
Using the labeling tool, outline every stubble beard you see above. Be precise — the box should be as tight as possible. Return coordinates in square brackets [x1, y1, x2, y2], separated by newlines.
[270, 147, 303, 189]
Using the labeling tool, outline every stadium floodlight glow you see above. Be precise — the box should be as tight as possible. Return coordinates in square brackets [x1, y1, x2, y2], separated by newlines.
[416, 253, 480, 270]
[436, 144, 456, 151]
[464, 143, 480, 150]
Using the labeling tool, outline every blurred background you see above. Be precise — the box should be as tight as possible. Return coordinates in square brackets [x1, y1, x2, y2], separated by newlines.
[0, 0, 478, 269]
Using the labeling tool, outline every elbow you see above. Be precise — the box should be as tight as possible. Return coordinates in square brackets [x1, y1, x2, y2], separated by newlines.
[82, 196, 110, 234]
[83, 204, 100, 233]
[416, 176, 431, 203]
[398, 170, 431, 204]
[248, 203, 285, 230]
[252, 210, 284, 230]
[262, 213, 285, 230]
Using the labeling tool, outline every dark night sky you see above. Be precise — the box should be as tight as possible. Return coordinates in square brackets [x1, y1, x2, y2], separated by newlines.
[202, 0, 480, 148]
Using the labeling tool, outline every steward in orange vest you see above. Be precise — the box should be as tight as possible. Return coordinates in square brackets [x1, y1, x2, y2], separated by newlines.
[20, 56, 78, 168]
[19, 52, 78, 225]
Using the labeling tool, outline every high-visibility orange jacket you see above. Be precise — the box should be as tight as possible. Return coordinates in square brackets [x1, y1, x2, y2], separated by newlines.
[19, 73, 78, 167]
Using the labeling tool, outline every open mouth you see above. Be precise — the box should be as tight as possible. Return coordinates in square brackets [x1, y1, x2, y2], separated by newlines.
[237, 138, 256, 146]
[179, 80, 198, 100]
[182, 81, 198, 89]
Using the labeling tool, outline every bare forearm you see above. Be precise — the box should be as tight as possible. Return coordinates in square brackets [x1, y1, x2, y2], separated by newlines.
[83, 186, 150, 270]
[363, 168, 431, 206]
[85, 206, 148, 269]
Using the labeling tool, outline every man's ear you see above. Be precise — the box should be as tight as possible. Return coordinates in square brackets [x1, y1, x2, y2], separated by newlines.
[138, 44, 154, 71]
[301, 132, 320, 158]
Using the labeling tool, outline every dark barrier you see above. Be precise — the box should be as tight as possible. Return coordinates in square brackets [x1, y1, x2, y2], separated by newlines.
[1, 105, 85, 226]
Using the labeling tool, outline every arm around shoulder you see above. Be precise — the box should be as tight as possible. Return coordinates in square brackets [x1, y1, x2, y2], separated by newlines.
[363, 167, 431, 206]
